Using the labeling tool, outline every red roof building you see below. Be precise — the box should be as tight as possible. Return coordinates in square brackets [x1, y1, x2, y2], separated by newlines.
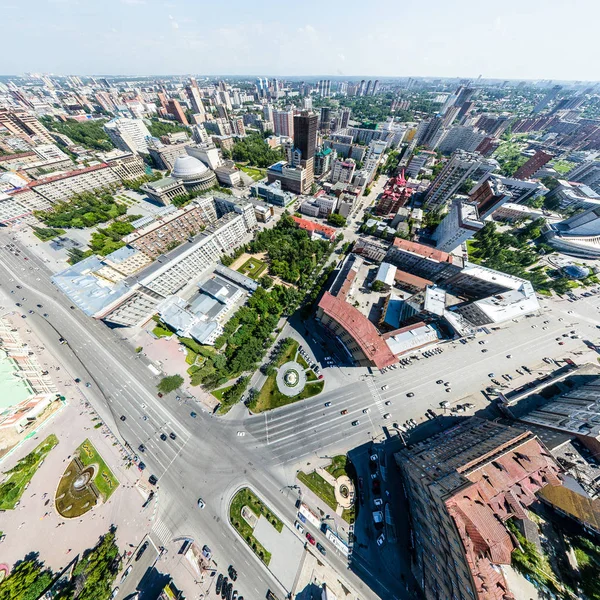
[375, 170, 413, 216]
[317, 292, 397, 369]
[396, 419, 561, 600]
[292, 216, 337, 241]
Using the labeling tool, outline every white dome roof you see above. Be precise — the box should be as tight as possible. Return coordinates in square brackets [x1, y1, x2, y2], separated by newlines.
[172, 155, 209, 179]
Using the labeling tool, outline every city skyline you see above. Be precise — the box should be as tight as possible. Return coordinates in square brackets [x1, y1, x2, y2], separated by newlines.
[4, 0, 600, 81]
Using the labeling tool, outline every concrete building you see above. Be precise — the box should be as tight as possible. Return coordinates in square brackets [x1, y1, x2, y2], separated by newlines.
[148, 141, 189, 170]
[405, 151, 436, 178]
[294, 111, 318, 191]
[544, 206, 600, 258]
[103, 117, 152, 155]
[424, 150, 497, 210]
[433, 199, 486, 252]
[250, 179, 294, 207]
[330, 158, 356, 184]
[300, 195, 337, 218]
[52, 198, 256, 327]
[353, 236, 390, 262]
[545, 179, 600, 210]
[492, 202, 544, 222]
[101, 150, 147, 181]
[185, 143, 222, 170]
[566, 160, 600, 194]
[272, 109, 294, 137]
[314, 147, 334, 177]
[27, 164, 121, 203]
[437, 126, 486, 154]
[123, 203, 211, 258]
[396, 418, 561, 600]
[0, 109, 54, 144]
[267, 161, 306, 194]
[171, 155, 217, 193]
[140, 177, 187, 205]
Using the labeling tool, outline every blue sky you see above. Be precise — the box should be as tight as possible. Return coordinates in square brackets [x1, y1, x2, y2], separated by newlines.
[3, 0, 599, 81]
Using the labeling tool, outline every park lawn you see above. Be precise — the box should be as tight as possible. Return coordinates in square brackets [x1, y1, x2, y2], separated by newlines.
[297, 471, 337, 512]
[306, 369, 317, 382]
[0, 434, 59, 510]
[253, 375, 323, 413]
[77, 439, 119, 501]
[230, 487, 283, 566]
[276, 339, 298, 367]
[552, 160, 575, 175]
[212, 383, 235, 401]
[237, 257, 268, 279]
[296, 354, 309, 369]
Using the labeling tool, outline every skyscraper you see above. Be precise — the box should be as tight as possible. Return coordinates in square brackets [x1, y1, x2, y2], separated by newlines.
[320, 107, 331, 133]
[185, 79, 205, 116]
[358, 80, 366, 96]
[293, 111, 318, 191]
[372, 80, 380, 95]
[104, 117, 152, 155]
[533, 85, 562, 114]
[364, 80, 373, 96]
[340, 108, 351, 129]
[418, 115, 444, 148]
[165, 99, 189, 125]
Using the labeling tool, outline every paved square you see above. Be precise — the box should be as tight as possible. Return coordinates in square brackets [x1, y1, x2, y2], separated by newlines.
[253, 515, 305, 591]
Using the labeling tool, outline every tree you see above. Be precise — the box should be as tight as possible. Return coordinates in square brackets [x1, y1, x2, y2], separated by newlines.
[525, 196, 544, 209]
[0, 555, 53, 600]
[543, 195, 561, 212]
[258, 275, 273, 289]
[371, 280, 386, 292]
[327, 213, 347, 227]
[157, 375, 184, 394]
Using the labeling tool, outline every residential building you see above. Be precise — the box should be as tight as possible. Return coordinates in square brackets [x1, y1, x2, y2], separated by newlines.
[185, 80, 206, 116]
[250, 180, 294, 207]
[165, 99, 189, 125]
[103, 117, 152, 155]
[0, 109, 54, 144]
[417, 115, 444, 148]
[140, 177, 187, 205]
[272, 109, 294, 137]
[330, 158, 356, 184]
[375, 172, 413, 216]
[320, 107, 331, 133]
[396, 418, 561, 600]
[148, 141, 189, 170]
[533, 85, 562, 114]
[545, 179, 600, 210]
[565, 160, 600, 194]
[424, 150, 497, 210]
[101, 150, 146, 181]
[433, 199, 486, 252]
[123, 203, 211, 258]
[492, 202, 544, 222]
[27, 164, 120, 203]
[340, 108, 351, 129]
[437, 126, 486, 154]
[353, 236, 390, 262]
[314, 147, 334, 177]
[513, 150, 553, 180]
[267, 161, 306, 194]
[405, 151, 435, 178]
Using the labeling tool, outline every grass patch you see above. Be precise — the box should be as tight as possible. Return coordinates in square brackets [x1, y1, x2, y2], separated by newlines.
[552, 160, 574, 175]
[252, 376, 323, 413]
[276, 339, 298, 367]
[77, 439, 119, 501]
[297, 471, 337, 511]
[230, 487, 283, 566]
[185, 349, 198, 365]
[236, 164, 265, 182]
[212, 384, 235, 401]
[326, 455, 349, 479]
[237, 257, 268, 279]
[0, 434, 58, 510]
[296, 354, 309, 369]
[152, 324, 173, 338]
[306, 369, 317, 382]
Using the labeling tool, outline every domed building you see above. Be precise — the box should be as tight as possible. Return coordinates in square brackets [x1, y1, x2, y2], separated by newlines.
[171, 155, 217, 193]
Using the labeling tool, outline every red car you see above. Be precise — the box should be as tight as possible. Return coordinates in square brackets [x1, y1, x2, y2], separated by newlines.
[305, 532, 316, 545]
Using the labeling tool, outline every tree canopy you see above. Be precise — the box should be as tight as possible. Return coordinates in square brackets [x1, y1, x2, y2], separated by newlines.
[147, 119, 189, 138]
[40, 117, 114, 151]
[157, 375, 184, 394]
[231, 132, 284, 168]
[0, 555, 53, 600]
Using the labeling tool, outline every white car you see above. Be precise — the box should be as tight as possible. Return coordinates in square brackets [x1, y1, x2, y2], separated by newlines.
[294, 521, 304, 534]
[237, 431, 245, 437]
[381, 385, 388, 391]
[383, 413, 391, 419]
[377, 534, 385, 546]
[197, 498, 205, 509]
[384, 401, 391, 406]
[374, 498, 383, 506]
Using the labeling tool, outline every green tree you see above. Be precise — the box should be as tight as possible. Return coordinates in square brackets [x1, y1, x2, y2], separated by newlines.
[0, 556, 53, 600]
[371, 280, 386, 292]
[157, 375, 184, 394]
[327, 213, 347, 227]
[543, 195, 561, 212]
[258, 275, 273, 289]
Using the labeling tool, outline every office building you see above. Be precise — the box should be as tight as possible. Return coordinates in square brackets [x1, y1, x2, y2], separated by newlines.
[340, 108, 351, 129]
[300, 195, 337, 218]
[185, 79, 206, 116]
[104, 117, 152, 155]
[28, 164, 120, 204]
[320, 107, 331, 133]
[266, 161, 306, 194]
[396, 418, 561, 600]
[0, 109, 54, 144]
[250, 180, 294, 207]
[544, 206, 600, 258]
[272, 109, 294, 137]
[433, 200, 486, 252]
[147, 141, 189, 170]
[417, 116, 444, 148]
[123, 204, 211, 258]
[314, 147, 334, 177]
[424, 150, 497, 209]
[330, 158, 356, 184]
[513, 150, 553, 180]
[185, 143, 222, 171]
[294, 110, 318, 190]
[52, 197, 256, 327]
[544, 179, 600, 210]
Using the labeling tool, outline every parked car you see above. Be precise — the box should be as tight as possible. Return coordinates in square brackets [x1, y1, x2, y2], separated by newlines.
[228, 566, 238, 581]
[305, 532, 316, 545]
[351, 420, 359, 426]
[316, 542, 326, 555]
[377, 533, 385, 546]
[169, 432, 177, 440]
[216, 574, 224, 595]
[135, 541, 149, 561]
[160, 433, 167, 441]
[197, 498, 205, 509]
[294, 521, 304, 534]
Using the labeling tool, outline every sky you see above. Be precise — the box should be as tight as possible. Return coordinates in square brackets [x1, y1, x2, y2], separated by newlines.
[3, 0, 600, 81]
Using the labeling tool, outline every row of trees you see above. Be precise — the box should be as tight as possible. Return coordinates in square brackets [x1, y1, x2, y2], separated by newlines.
[35, 191, 127, 229]
[0, 528, 120, 600]
[229, 132, 284, 168]
[147, 119, 189, 138]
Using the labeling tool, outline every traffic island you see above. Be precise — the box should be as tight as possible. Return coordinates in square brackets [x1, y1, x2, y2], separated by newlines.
[55, 439, 119, 518]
